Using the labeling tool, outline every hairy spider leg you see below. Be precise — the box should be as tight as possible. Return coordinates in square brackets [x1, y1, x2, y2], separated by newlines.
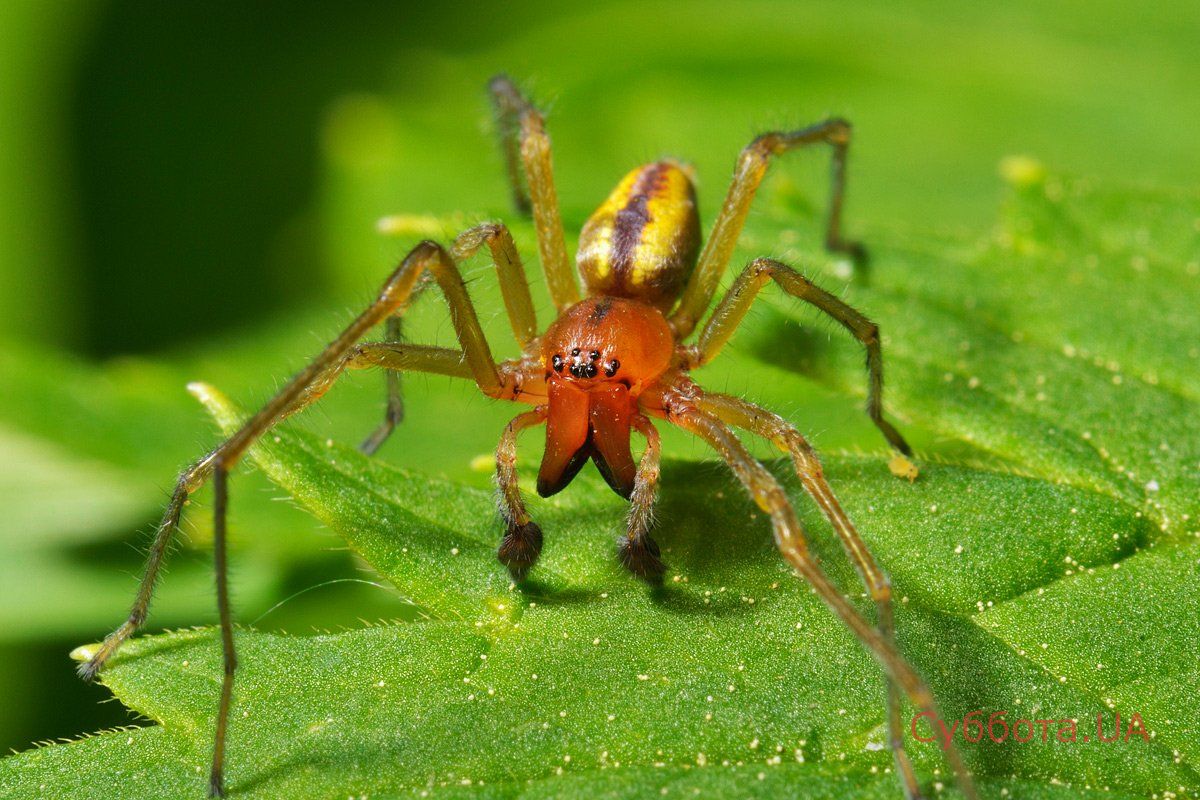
[695, 392, 921, 798]
[489, 74, 581, 311]
[671, 120, 865, 337]
[690, 257, 911, 456]
[230, 342, 481, 790]
[82, 240, 519, 797]
[669, 403, 977, 800]
[362, 222, 539, 455]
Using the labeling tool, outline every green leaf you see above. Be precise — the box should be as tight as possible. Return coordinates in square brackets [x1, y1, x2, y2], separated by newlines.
[4, 170, 1198, 799]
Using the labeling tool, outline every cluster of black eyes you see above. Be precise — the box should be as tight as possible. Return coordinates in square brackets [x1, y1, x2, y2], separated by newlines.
[552, 348, 620, 379]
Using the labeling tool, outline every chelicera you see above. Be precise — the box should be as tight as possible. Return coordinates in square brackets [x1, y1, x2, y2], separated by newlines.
[79, 75, 977, 799]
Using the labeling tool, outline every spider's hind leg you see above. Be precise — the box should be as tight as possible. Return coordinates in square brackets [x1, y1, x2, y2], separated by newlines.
[619, 415, 666, 583]
[487, 74, 580, 311]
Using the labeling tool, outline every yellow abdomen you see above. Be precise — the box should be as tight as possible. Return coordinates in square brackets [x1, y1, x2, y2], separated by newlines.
[576, 161, 700, 310]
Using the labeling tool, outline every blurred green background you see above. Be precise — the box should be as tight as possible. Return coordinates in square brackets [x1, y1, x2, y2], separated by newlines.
[1, 0, 1197, 759]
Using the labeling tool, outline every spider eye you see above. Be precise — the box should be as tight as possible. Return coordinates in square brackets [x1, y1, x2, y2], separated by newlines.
[569, 361, 597, 379]
[570, 347, 580, 356]
[552, 354, 564, 372]
[605, 359, 620, 377]
[589, 350, 601, 361]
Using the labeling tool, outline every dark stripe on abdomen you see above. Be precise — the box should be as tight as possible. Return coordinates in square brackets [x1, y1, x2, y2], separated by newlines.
[609, 163, 669, 278]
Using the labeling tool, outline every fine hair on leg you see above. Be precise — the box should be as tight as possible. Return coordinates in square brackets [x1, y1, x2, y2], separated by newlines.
[359, 314, 406, 456]
[208, 465, 236, 797]
[452, 221, 539, 348]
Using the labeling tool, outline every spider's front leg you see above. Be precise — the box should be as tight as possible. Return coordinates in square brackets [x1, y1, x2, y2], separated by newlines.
[82, 240, 508, 798]
[494, 410, 666, 584]
[488, 74, 581, 311]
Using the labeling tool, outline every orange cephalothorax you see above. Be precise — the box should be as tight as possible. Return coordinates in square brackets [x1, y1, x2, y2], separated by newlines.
[576, 161, 700, 310]
[537, 296, 673, 499]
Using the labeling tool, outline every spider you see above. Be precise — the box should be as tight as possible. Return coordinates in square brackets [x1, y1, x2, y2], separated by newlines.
[78, 75, 976, 799]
